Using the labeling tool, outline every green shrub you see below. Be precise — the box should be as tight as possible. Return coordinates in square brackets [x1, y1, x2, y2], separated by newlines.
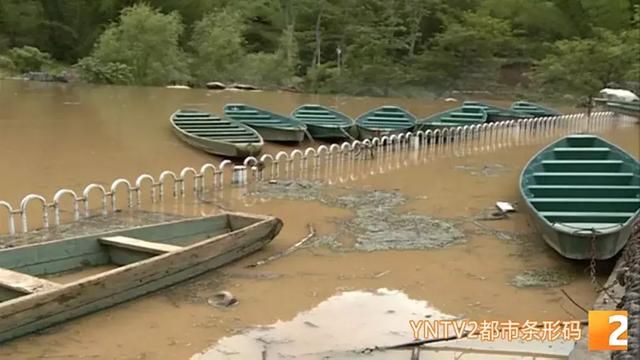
[74, 57, 134, 84]
[7, 46, 52, 73]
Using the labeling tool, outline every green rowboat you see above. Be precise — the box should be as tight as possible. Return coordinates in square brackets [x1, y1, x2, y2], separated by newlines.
[0, 212, 283, 343]
[355, 106, 417, 139]
[416, 104, 488, 131]
[520, 134, 640, 260]
[291, 104, 355, 140]
[171, 109, 264, 158]
[462, 101, 532, 122]
[511, 101, 561, 117]
[224, 103, 307, 143]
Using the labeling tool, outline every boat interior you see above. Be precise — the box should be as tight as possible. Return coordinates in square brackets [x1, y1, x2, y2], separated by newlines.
[173, 110, 261, 143]
[293, 105, 352, 127]
[0, 213, 261, 303]
[224, 104, 303, 128]
[358, 106, 416, 130]
[522, 135, 640, 229]
[173, 110, 262, 144]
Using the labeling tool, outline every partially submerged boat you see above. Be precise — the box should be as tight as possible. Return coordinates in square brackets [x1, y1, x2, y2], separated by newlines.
[416, 103, 488, 131]
[224, 103, 307, 142]
[462, 101, 532, 122]
[355, 106, 417, 139]
[0, 212, 283, 343]
[291, 104, 354, 140]
[170, 109, 263, 158]
[520, 134, 640, 260]
[511, 101, 561, 117]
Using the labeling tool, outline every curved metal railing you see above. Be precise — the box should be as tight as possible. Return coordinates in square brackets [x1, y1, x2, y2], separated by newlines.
[0, 111, 633, 235]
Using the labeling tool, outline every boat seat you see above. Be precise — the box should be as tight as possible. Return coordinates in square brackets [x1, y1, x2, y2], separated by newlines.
[541, 160, 624, 172]
[532, 172, 635, 185]
[0, 268, 61, 294]
[539, 211, 635, 223]
[99, 236, 182, 255]
[530, 198, 640, 212]
[527, 185, 640, 198]
[552, 147, 611, 160]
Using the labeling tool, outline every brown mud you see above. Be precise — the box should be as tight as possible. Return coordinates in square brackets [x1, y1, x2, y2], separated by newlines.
[0, 79, 638, 359]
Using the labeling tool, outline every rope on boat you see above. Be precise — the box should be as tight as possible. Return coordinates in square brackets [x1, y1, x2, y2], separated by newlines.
[0, 111, 627, 235]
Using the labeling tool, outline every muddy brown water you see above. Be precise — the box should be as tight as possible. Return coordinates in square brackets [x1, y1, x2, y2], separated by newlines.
[0, 79, 638, 359]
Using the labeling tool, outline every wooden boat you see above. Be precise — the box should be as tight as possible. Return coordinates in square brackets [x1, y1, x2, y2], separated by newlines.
[511, 101, 561, 117]
[355, 106, 417, 139]
[415, 104, 488, 131]
[224, 103, 307, 142]
[0, 212, 283, 343]
[171, 109, 264, 158]
[291, 104, 354, 140]
[462, 101, 532, 122]
[520, 134, 640, 260]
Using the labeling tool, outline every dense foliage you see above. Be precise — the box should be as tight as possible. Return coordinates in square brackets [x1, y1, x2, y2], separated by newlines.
[0, 0, 638, 97]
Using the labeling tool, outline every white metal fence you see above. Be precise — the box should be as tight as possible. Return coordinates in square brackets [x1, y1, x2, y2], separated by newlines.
[0, 111, 634, 235]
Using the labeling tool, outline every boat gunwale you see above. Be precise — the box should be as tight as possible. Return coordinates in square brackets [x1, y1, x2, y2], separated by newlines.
[290, 104, 354, 129]
[0, 211, 280, 308]
[170, 109, 265, 147]
[223, 103, 308, 131]
[519, 135, 640, 236]
[355, 105, 417, 131]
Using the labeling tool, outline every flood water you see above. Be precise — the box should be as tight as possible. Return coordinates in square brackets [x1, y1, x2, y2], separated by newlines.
[0, 79, 638, 359]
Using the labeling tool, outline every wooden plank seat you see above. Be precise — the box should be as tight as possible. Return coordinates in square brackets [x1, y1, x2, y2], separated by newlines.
[552, 147, 611, 159]
[99, 236, 182, 255]
[532, 172, 635, 185]
[0, 268, 61, 294]
[541, 160, 623, 172]
[528, 185, 640, 198]
[529, 198, 640, 212]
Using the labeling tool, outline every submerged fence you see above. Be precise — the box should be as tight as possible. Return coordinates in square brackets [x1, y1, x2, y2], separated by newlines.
[0, 111, 635, 235]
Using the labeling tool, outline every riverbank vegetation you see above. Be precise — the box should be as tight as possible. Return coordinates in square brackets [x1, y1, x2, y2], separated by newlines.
[0, 0, 638, 99]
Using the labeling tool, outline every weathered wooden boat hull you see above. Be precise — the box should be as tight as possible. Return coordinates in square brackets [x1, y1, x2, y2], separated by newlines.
[171, 127, 262, 158]
[170, 109, 264, 158]
[356, 126, 413, 140]
[0, 212, 283, 343]
[519, 135, 640, 260]
[511, 101, 561, 117]
[462, 101, 532, 123]
[355, 106, 417, 140]
[291, 104, 354, 140]
[247, 125, 306, 142]
[224, 104, 307, 143]
[305, 123, 355, 139]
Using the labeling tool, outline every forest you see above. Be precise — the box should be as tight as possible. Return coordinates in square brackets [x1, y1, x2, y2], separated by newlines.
[0, 0, 638, 99]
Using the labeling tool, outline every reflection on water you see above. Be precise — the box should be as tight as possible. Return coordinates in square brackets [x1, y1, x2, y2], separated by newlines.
[192, 289, 571, 360]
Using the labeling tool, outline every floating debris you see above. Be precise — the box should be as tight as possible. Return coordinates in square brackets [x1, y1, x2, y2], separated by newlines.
[511, 269, 576, 288]
[246, 181, 465, 252]
[208, 291, 238, 308]
[455, 163, 510, 177]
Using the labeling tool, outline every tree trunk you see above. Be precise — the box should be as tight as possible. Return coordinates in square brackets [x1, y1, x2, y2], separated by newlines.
[314, 9, 323, 68]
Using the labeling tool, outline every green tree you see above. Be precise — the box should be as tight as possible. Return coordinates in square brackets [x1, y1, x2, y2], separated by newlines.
[84, 4, 188, 85]
[190, 10, 246, 84]
[533, 28, 637, 106]
[417, 12, 516, 90]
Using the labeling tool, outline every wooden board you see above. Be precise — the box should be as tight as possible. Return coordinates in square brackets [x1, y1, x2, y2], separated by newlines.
[0, 268, 61, 294]
[99, 236, 182, 254]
